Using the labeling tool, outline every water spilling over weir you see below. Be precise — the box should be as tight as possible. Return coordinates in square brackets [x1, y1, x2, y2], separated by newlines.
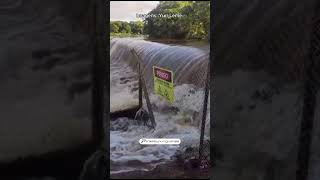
[110, 38, 209, 89]
[110, 38, 210, 174]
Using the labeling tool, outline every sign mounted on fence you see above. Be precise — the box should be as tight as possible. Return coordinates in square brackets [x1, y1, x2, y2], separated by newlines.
[153, 66, 174, 103]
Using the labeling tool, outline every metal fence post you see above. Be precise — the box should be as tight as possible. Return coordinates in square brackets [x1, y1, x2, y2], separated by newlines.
[199, 62, 210, 165]
[131, 49, 156, 129]
[138, 63, 143, 108]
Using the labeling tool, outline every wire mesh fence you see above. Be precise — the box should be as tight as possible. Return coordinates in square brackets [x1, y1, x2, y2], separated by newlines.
[110, 37, 210, 178]
[199, 140, 211, 170]
[130, 46, 211, 170]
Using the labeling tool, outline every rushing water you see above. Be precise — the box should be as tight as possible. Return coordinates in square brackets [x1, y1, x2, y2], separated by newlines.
[110, 38, 209, 89]
[110, 38, 210, 174]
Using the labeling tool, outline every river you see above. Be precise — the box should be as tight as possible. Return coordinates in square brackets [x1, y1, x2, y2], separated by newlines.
[109, 37, 210, 178]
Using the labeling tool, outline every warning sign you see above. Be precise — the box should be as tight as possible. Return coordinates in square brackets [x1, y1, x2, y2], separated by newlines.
[153, 66, 174, 103]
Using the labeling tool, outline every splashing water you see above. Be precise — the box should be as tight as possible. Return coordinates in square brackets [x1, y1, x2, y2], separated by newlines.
[110, 38, 209, 89]
[110, 38, 210, 174]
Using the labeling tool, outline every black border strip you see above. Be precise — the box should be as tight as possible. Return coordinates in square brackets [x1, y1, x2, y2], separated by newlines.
[210, 0, 215, 178]
[105, 0, 111, 179]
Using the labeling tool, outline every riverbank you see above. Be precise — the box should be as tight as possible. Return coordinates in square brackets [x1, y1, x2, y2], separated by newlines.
[110, 33, 146, 38]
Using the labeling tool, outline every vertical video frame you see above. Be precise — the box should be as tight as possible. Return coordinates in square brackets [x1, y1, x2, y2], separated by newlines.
[109, 1, 211, 179]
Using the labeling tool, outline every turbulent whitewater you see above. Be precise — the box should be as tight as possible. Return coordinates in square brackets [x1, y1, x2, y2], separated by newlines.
[110, 38, 210, 174]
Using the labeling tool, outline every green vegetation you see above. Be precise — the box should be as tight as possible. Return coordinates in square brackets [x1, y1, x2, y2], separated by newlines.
[110, 1, 210, 40]
[110, 21, 144, 36]
[144, 1, 210, 40]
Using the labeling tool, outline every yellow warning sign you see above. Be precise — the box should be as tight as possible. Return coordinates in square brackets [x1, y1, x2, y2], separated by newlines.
[153, 66, 174, 103]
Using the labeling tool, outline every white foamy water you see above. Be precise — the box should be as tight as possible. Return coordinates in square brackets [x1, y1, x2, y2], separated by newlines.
[110, 78, 210, 173]
[110, 61, 139, 113]
[110, 39, 210, 174]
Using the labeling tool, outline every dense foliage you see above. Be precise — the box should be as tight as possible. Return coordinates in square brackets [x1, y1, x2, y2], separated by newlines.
[144, 1, 210, 40]
[110, 1, 210, 40]
[110, 21, 144, 35]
